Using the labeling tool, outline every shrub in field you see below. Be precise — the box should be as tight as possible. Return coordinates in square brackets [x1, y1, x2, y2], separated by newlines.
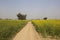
[32, 20, 60, 38]
[0, 20, 28, 40]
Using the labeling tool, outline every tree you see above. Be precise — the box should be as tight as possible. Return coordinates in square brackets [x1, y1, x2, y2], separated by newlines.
[17, 13, 27, 20]
[43, 17, 47, 20]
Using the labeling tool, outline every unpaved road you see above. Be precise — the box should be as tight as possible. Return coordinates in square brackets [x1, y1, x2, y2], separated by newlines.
[13, 22, 56, 40]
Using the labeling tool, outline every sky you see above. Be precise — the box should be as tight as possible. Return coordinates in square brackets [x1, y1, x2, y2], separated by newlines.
[0, 0, 60, 19]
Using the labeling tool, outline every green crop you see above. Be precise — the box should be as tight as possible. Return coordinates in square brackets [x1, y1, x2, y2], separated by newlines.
[0, 20, 28, 40]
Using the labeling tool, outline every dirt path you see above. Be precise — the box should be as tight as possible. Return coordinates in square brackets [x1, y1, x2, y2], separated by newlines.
[13, 22, 56, 40]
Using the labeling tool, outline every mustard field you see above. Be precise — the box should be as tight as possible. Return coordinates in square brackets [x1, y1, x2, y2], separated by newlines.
[32, 20, 60, 38]
[0, 20, 60, 40]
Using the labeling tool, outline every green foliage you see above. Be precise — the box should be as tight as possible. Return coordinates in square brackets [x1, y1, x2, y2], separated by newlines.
[0, 20, 28, 40]
[17, 13, 27, 20]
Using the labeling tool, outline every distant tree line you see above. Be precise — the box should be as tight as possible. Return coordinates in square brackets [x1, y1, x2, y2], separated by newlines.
[0, 12, 48, 20]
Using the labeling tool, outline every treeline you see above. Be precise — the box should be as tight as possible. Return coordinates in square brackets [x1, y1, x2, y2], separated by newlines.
[0, 12, 48, 20]
[0, 18, 13, 20]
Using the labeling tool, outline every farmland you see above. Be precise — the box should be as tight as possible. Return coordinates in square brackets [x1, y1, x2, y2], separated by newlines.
[0, 20, 28, 40]
[0, 20, 60, 40]
[32, 20, 60, 39]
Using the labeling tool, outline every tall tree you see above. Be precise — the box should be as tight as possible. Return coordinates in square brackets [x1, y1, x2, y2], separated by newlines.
[17, 13, 27, 20]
